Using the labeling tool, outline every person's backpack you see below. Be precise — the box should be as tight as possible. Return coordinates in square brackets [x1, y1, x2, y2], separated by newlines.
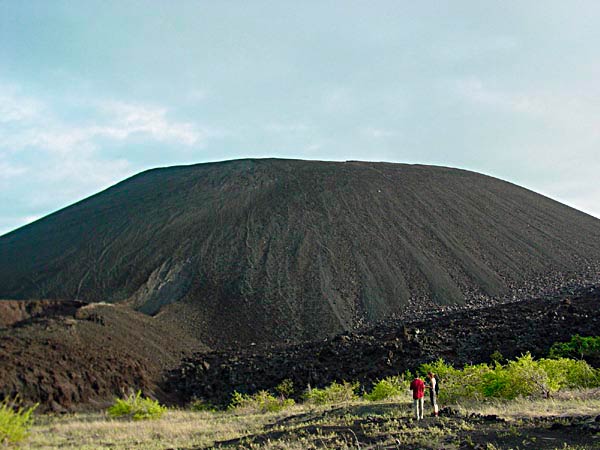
[434, 376, 440, 395]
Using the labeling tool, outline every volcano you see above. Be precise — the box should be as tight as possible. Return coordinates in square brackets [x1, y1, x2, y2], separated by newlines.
[1, 159, 599, 347]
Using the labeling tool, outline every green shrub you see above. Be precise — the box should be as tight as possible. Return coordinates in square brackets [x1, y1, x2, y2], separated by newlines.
[418, 354, 600, 401]
[0, 397, 37, 444]
[304, 381, 359, 405]
[539, 357, 600, 390]
[189, 398, 217, 412]
[549, 335, 600, 360]
[107, 391, 167, 420]
[490, 350, 505, 364]
[229, 390, 295, 413]
[420, 359, 491, 402]
[275, 379, 295, 399]
[481, 364, 514, 398]
[455, 353, 599, 400]
[364, 376, 407, 401]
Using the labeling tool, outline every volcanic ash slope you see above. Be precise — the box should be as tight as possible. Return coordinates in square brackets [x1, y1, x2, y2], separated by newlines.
[1, 159, 599, 347]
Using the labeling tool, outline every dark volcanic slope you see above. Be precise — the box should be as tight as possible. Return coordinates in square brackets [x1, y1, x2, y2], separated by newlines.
[168, 285, 600, 407]
[1, 159, 600, 346]
[0, 300, 206, 411]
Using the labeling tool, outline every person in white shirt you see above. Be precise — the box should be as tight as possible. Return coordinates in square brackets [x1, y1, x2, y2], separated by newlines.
[426, 372, 439, 417]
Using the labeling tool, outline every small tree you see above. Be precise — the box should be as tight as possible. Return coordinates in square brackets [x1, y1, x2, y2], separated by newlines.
[275, 379, 294, 399]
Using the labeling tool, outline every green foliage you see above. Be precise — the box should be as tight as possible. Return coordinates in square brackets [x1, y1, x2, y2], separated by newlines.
[0, 397, 37, 444]
[484, 354, 549, 399]
[229, 390, 295, 413]
[364, 376, 407, 401]
[539, 357, 599, 390]
[419, 353, 600, 402]
[420, 359, 490, 402]
[304, 381, 359, 405]
[107, 391, 167, 420]
[490, 350, 504, 364]
[275, 379, 294, 399]
[189, 398, 217, 412]
[549, 335, 600, 360]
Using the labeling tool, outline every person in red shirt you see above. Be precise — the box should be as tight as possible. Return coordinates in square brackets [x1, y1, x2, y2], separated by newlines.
[410, 376, 425, 420]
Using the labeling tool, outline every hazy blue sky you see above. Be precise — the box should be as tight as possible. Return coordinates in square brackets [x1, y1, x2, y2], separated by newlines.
[1, 1, 599, 235]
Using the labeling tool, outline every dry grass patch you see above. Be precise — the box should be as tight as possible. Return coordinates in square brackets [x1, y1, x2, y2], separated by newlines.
[453, 388, 600, 420]
[27, 410, 266, 449]
[21, 391, 600, 449]
[24, 405, 326, 449]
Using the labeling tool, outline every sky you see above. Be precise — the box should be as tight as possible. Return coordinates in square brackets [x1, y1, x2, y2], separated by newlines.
[1, 1, 599, 236]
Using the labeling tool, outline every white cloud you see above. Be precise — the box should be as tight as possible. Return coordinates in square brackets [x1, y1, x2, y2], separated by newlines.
[0, 97, 208, 154]
[0, 160, 27, 180]
[454, 78, 600, 134]
[0, 82, 220, 234]
[0, 85, 44, 123]
[452, 77, 600, 218]
[95, 101, 205, 145]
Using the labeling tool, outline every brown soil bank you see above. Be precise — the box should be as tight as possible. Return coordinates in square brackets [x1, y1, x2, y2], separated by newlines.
[0, 300, 206, 412]
[2, 159, 600, 347]
[168, 285, 600, 406]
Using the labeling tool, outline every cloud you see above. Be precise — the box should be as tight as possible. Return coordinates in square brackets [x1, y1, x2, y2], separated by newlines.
[0, 82, 219, 234]
[454, 78, 540, 114]
[454, 78, 600, 134]
[0, 96, 208, 154]
[451, 77, 600, 218]
[0, 160, 27, 180]
[94, 101, 205, 145]
[0, 85, 44, 123]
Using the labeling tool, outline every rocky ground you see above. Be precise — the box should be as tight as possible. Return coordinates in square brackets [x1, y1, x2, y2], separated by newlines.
[0, 300, 206, 411]
[168, 284, 600, 407]
[1, 284, 598, 413]
[207, 406, 600, 449]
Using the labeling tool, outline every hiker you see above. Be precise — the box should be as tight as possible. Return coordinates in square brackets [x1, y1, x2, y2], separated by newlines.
[409, 375, 425, 420]
[426, 372, 439, 417]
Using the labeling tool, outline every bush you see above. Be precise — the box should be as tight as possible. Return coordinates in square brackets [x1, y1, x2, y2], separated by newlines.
[0, 397, 37, 444]
[364, 376, 408, 401]
[549, 335, 600, 360]
[229, 390, 295, 413]
[481, 354, 549, 399]
[107, 391, 167, 420]
[304, 381, 359, 405]
[275, 379, 294, 399]
[418, 354, 600, 401]
[189, 398, 217, 412]
[539, 358, 600, 390]
[420, 359, 490, 402]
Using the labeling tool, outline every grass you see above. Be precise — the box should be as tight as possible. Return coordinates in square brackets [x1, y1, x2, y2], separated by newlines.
[26, 407, 317, 449]
[456, 388, 600, 419]
[21, 389, 600, 449]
